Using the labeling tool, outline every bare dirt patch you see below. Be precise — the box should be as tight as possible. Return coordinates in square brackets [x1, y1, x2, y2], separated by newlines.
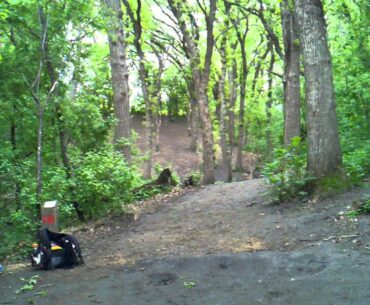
[75, 179, 369, 268]
[1, 180, 369, 305]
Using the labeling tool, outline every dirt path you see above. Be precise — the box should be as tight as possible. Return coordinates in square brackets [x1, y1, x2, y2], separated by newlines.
[132, 116, 199, 179]
[132, 116, 256, 181]
[1, 180, 369, 304]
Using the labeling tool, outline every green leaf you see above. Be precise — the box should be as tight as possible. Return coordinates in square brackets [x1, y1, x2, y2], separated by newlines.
[183, 281, 197, 288]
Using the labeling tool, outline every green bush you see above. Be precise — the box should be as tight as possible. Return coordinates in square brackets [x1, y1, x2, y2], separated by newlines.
[262, 137, 314, 202]
[0, 211, 37, 261]
[343, 142, 370, 184]
[188, 170, 202, 186]
[347, 196, 370, 218]
[70, 148, 138, 219]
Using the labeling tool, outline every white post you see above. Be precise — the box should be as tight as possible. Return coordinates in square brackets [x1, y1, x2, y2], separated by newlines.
[41, 200, 58, 232]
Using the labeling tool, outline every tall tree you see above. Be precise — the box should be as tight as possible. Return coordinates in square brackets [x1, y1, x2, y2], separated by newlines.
[231, 14, 249, 171]
[295, 0, 342, 178]
[105, 0, 131, 163]
[265, 39, 275, 161]
[167, 0, 217, 184]
[218, 1, 233, 182]
[227, 54, 238, 148]
[149, 43, 165, 152]
[23, 7, 57, 217]
[122, 0, 153, 179]
[36, 5, 86, 221]
[281, 0, 301, 145]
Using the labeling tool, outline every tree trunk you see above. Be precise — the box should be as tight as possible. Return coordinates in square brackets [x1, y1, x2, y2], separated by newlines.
[236, 51, 247, 171]
[122, 0, 152, 179]
[139, 60, 153, 180]
[231, 16, 249, 171]
[153, 105, 161, 152]
[105, 0, 131, 163]
[189, 95, 199, 151]
[188, 77, 199, 152]
[152, 49, 164, 152]
[36, 107, 44, 218]
[219, 13, 232, 182]
[228, 58, 237, 147]
[266, 42, 275, 161]
[281, 0, 301, 145]
[10, 106, 21, 211]
[198, 80, 215, 184]
[168, 0, 216, 184]
[295, 0, 342, 178]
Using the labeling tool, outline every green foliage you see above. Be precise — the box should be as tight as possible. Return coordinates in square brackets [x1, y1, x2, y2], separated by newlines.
[0, 0, 368, 263]
[342, 141, 370, 185]
[188, 170, 202, 186]
[262, 137, 314, 202]
[355, 198, 370, 215]
[70, 148, 137, 219]
[132, 185, 172, 201]
[15, 275, 39, 294]
[183, 281, 197, 288]
[347, 196, 370, 218]
[328, 0, 370, 185]
[316, 172, 351, 194]
[0, 211, 37, 261]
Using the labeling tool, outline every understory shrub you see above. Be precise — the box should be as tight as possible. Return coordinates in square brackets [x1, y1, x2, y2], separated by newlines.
[262, 137, 314, 202]
[0, 211, 37, 261]
[343, 141, 370, 184]
[70, 148, 138, 219]
[347, 196, 370, 218]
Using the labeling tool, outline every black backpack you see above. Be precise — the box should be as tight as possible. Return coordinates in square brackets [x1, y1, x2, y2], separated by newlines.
[31, 228, 84, 270]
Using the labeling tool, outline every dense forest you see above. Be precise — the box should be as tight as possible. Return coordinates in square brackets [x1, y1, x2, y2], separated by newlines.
[0, 0, 369, 260]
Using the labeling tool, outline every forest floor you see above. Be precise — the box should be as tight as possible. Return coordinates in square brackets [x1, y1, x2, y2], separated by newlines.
[1, 118, 370, 305]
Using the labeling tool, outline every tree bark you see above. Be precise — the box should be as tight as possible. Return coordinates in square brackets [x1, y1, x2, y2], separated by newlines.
[35, 106, 44, 218]
[198, 81, 215, 184]
[266, 42, 275, 161]
[295, 0, 342, 178]
[218, 5, 233, 182]
[10, 104, 21, 211]
[233, 21, 248, 171]
[228, 57, 237, 147]
[189, 95, 199, 152]
[105, 0, 131, 163]
[168, 0, 216, 184]
[281, 0, 301, 145]
[122, 0, 153, 179]
[151, 47, 164, 152]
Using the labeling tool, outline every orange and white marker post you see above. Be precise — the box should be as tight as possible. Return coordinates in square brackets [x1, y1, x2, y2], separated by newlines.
[41, 200, 58, 232]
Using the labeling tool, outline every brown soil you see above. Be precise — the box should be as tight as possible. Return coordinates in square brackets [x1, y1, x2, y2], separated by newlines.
[1, 180, 369, 305]
[132, 115, 259, 181]
[1, 117, 369, 305]
[132, 116, 199, 179]
[77, 179, 370, 268]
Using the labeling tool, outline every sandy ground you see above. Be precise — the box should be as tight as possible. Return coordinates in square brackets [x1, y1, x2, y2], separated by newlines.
[1, 179, 369, 305]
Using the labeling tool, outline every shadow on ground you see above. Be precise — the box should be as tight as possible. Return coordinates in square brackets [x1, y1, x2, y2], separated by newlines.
[1, 243, 369, 305]
[1, 179, 369, 305]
